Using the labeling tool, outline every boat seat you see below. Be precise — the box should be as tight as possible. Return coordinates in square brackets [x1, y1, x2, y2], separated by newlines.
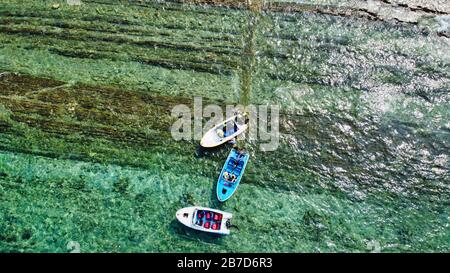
[224, 129, 234, 138]
[213, 213, 223, 221]
[197, 210, 204, 219]
[203, 221, 211, 229]
[205, 212, 212, 220]
[224, 179, 236, 187]
[212, 222, 220, 230]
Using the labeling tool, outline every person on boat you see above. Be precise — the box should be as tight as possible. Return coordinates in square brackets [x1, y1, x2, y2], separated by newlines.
[243, 112, 249, 125]
[223, 124, 228, 138]
[223, 119, 237, 138]
[230, 173, 237, 182]
[216, 128, 224, 139]
[228, 118, 238, 145]
[220, 122, 236, 144]
[227, 113, 242, 144]
[223, 171, 236, 183]
[223, 171, 230, 181]
[233, 115, 239, 133]
[229, 112, 249, 144]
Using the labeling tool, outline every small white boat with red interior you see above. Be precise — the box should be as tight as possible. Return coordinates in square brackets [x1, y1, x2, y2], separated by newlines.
[176, 206, 233, 235]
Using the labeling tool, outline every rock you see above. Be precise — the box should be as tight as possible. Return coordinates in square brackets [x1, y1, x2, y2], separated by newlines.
[52, 3, 60, 9]
[67, 0, 82, 6]
[437, 14, 450, 37]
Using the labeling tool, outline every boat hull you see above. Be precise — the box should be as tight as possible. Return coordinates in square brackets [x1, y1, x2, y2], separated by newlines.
[216, 148, 250, 202]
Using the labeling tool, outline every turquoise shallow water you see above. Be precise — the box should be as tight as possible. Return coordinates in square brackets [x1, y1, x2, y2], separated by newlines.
[0, 0, 449, 252]
[1, 150, 448, 252]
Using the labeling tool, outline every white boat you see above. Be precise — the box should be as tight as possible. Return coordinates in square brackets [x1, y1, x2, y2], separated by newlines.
[175, 206, 233, 235]
[200, 114, 248, 148]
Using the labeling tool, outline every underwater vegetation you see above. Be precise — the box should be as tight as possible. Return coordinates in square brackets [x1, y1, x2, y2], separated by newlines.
[0, 0, 448, 252]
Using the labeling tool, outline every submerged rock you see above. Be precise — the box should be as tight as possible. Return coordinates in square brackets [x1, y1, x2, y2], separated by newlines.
[436, 14, 450, 37]
[67, 0, 82, 6]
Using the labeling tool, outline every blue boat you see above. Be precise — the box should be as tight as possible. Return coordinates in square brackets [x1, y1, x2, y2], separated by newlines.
[216, 148, 250, 202]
